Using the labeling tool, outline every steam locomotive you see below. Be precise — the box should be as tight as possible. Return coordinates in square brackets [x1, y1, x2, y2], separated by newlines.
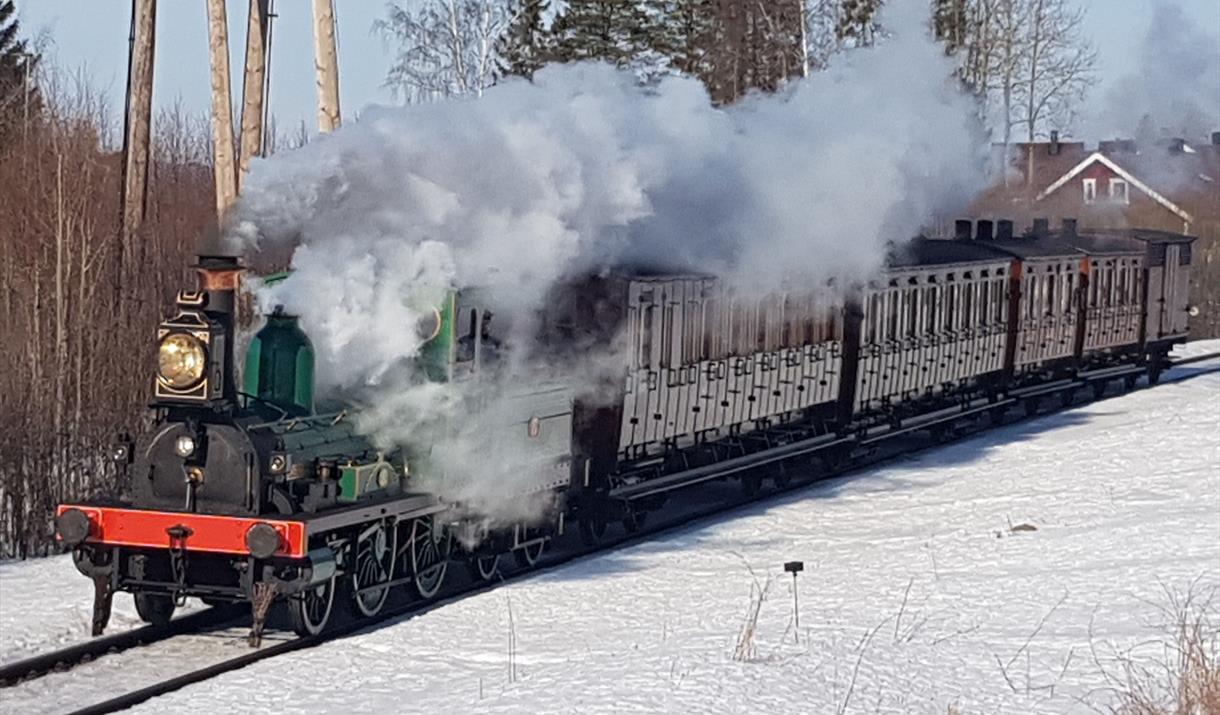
[55, 218, 1195, 643]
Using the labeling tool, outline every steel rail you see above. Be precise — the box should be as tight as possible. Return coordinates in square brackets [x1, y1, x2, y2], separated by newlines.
[10, 350, 1218, 714]
[0, 604, 244, 687]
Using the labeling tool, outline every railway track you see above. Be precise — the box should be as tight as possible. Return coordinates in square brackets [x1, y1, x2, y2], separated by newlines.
[3, 349, 1218, 715]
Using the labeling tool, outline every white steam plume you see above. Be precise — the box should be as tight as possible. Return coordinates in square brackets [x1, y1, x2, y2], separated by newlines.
[227, 0, 986, 526]
[1087, 2, 1220, 143]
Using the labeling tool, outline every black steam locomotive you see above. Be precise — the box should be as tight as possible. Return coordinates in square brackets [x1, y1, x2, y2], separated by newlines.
[55, 219, 1196, 642]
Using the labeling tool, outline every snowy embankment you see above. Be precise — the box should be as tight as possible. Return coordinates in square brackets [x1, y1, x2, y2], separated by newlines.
[1, 343, 1217, 714]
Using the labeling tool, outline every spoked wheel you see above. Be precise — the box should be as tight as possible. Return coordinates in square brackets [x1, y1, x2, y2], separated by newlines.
[514, 533, 546, 569]
[288, 576, 336, 637]
[351, 520, 395, 617]
[469, 554, 501, 582]
[409, 516, 451, 600]
[134, 592, 175, 626]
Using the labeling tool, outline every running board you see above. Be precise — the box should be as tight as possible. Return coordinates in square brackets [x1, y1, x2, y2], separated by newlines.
[609, 434, 852, 502]
[859, 398, 1014, 446]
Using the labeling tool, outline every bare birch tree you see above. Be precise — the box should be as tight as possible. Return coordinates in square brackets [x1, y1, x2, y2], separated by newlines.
[377, 0, 518, 104]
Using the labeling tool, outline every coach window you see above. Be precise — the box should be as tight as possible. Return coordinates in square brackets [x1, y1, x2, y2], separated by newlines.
[456, 308, 479, 366]
[1044, 275, 1055, 316]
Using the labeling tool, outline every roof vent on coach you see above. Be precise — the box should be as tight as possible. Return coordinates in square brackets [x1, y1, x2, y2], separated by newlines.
[997, 219, 1014, 240]
[1031, 218, 1050, 237]
[975, 219, 994, 241]
[1062, 218, 1078, 237]
[954, 219, 973, 241]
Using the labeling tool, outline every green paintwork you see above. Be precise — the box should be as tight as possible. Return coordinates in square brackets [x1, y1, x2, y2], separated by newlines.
[243, 313, 315, 415]
[417, 291, 456, 382]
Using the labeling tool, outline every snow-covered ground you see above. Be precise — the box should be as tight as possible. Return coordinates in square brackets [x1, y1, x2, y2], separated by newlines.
[2, 343, 1217, 714]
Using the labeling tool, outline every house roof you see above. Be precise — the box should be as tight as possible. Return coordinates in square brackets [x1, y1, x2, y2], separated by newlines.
[1034, 151, 1194, 224]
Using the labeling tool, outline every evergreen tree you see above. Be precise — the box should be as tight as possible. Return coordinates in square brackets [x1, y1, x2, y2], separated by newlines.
[648, 0, 715, 80]
[548, 0, 661, 75]
[836, 0, 881, 46]
[0, 0, 39, 135]
[497, 0, 551, 80]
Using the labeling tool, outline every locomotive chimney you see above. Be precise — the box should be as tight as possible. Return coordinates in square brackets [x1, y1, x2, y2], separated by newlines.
[954, 219, 973, 241]
[194, 253, 245, 402]
[997, 219, 1014, 241]
[975, 219, 994, 241]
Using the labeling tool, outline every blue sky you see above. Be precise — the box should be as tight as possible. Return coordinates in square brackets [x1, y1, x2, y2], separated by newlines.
[16, 0, 1220, 134]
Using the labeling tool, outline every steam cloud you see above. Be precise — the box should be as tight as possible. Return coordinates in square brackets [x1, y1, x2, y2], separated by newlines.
[1088, 2, 1220, 142]
[227, 0, 986, 526]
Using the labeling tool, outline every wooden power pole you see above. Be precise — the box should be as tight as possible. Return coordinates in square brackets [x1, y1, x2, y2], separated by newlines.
[238, 0, 271, 187]
[312, 0, 341, 132]
[206, 0, 239, 221]
[119, 0, 156, 281]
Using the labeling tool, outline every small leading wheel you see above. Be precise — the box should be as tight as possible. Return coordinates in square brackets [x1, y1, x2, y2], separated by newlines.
[352, 521, 395, 617]
[134, 592, 175, 626]
[469, 554, 501, 582]
[410, 516, 451, 600]
[514, 538, 545, 569]
[288, 576, 336, 637]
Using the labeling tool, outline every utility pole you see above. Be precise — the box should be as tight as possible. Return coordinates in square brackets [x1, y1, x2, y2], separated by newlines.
[311, 0, 341, 133]
[238, 0, 272, 187]
[206, 0, 239, 221]
[119, 0, 156, 300]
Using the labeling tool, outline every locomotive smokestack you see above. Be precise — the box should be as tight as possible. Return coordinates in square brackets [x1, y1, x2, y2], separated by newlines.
[193, 253, 245, 402]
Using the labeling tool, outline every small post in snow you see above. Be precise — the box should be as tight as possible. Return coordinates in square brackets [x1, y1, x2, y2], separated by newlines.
[784, 560, 804, 643]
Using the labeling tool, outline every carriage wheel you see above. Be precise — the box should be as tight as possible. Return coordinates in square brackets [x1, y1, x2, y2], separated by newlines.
[579, 513, 608, 546]
[288, 575, 336, 637]
[410, 516, 451, 600]
[351, 521, 394, 617]
[989, 405, 1007, 426]
[469, 554, 501, 582]
[772, 465, 793, 489]
[622, 510, 647, 534]
[134, 592, 175, 626]
[741, 473, 763, 497]
[1123, 374, 1138, 390]
[514, 537, 546, 569]
[1091, 381, 1107, 400]
[1059, 389, 1075, 408]
[1024, 398, 1040, 417]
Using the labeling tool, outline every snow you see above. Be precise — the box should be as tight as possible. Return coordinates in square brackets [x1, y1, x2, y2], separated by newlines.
[1, 342, 1217, 713]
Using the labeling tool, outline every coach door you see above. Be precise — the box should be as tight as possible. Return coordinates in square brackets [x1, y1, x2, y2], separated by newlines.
[1157, 244, 1180, 339]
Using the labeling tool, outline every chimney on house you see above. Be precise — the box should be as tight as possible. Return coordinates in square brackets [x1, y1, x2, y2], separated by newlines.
[997, 219, 1014, 241]
[954, 219, 973, 241]
[975, 219, 994, 241]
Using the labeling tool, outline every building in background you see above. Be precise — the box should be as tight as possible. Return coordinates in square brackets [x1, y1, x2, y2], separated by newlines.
[972, 133, 1220, 337]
